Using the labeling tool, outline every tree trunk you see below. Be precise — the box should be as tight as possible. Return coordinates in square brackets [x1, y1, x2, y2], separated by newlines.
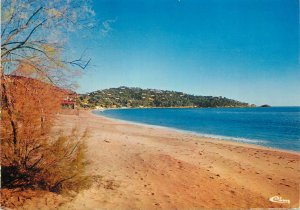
[1, 73, 19, 159]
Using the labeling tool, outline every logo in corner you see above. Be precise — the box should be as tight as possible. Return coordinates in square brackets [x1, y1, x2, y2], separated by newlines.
[269, 195, 290, 204]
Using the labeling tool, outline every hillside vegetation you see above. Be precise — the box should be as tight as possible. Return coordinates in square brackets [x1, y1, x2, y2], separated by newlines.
[79, 87, 254, 108]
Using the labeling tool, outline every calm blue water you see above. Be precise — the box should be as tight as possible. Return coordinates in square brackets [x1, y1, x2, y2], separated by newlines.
[94, 107, 300, 152]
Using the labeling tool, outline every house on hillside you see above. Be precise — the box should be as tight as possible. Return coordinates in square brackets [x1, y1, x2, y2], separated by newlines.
[61, 91, 77, 109]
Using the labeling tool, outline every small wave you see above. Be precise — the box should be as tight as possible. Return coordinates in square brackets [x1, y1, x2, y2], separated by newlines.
[193, 132, 268, 145]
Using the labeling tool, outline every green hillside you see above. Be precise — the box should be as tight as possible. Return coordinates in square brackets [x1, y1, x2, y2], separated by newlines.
[79, 86, 255, 108]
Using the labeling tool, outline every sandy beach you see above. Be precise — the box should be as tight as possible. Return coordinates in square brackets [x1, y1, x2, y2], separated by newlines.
[4, 110, 299, 209]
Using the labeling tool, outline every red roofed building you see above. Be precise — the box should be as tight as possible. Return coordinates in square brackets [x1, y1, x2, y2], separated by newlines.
[60, 91, 77, 109]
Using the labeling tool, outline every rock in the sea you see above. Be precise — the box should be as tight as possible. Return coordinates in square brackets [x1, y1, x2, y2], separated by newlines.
[260, 104, 271, 107]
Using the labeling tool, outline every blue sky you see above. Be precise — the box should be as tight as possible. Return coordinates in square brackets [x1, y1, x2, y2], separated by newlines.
[75, 0, 299, 106]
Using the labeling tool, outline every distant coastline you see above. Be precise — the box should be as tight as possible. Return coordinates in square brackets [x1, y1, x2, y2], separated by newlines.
[92, 105, 256, 112]
[79, 86, 255, 109]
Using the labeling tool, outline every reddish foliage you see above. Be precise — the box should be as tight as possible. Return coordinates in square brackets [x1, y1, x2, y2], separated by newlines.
[1, 75, 66, 187]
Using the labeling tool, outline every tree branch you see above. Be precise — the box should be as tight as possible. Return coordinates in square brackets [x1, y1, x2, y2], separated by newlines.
[2, 19, 47, 58]
[3, 7, 43, 45]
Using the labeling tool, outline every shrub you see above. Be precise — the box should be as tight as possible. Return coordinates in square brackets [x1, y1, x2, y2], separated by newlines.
[1, 76, 90, 193]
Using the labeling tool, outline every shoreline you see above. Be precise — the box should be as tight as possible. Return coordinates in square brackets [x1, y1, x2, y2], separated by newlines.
[92, 109, 300, 155]
[11, 110, 299, 209]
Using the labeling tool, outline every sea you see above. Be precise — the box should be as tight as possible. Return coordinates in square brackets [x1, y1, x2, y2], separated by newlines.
[93, 107, 300, 152]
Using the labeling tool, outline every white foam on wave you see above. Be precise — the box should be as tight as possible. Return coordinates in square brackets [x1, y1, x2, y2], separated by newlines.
[193, 133, 268, 145]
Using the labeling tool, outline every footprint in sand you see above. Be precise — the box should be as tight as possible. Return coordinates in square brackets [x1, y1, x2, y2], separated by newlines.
[280, 183, 290, 187]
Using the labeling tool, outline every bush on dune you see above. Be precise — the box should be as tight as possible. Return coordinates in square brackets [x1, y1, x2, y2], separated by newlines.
[41, 129, 91, 193]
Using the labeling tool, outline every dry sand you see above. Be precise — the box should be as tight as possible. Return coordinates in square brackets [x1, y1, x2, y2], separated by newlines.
[2, 110, 300, 209]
